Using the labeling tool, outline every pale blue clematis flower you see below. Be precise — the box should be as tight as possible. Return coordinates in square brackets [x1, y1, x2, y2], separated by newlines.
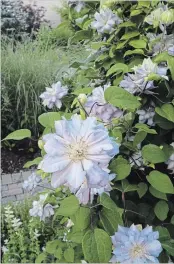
[91, 8, 122, 34]
[23, 172, 41, 192]
[40, 81, 68, 109]
[110, 224, 163, 263]
[29, 194, 56, 221]
[39, 115, 119, 190]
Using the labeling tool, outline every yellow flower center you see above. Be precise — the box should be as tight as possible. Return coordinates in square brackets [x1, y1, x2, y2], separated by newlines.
[130, 244, 145, 258]
[67, 141, 88, 161]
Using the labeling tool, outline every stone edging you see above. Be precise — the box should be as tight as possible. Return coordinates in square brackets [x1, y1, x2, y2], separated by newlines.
[1, 171, 49, 204]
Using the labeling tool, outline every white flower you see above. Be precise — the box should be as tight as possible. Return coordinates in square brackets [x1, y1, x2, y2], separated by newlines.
[166, 143, 174, 174]
[23, 172, 41, 192]
[40, 81, 68, 109]
[33, 229, 41, 239]
[85, 84, 123, 123]
[11, 217, 22, 230]
[144, 3, 169, 30]
[91, 8, 122, 34]
[147, 33, 174, 56]
[68, 1, 85, 13]
[120, 58, 168, 94]
[66, 219, 74, 228]
[39, 115, 119, 190]
[129, 151, 144, 170]
[137, 108, 155, 126]
[4, 205, 14, 221]
[75, 14, 88, 24]
[29, 194, 55, 221]
[1, 246, 8, 253]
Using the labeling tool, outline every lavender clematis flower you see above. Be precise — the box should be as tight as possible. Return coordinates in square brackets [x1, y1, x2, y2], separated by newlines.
[39, 115, 119, 190]
[68, 166, 115, 204]
[137, 107, 155, 126]
[40, 81, 68, 109]
[110, 224, 162, 263]
[120, 58, 168, 94]
[85, 84, 123, 123]
[29, 194, 56, 221]
[91, 8, 122, 34]
[23, 172, 41, 192]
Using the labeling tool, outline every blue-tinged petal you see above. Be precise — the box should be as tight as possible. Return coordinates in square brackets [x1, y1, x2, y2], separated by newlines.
[145, 240, 163, 257]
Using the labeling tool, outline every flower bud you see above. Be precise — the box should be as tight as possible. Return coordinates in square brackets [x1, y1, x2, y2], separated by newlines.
[78, 93, 87, 105]
[161, 10, 174, 24]
[38, 139, 44, 149]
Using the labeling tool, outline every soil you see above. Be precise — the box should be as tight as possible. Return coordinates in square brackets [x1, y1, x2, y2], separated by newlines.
[1, 139, 40, 174]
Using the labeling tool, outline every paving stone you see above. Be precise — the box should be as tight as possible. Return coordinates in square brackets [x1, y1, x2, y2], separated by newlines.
[2, 190, 9, 197]
[1, 174, 12, 185]
[8, 183, 23, 189]
[16, 194, 27, 201]
[22, 171, 32, 181]
[2, 196, 16, 204]
[12, 172, 23, 183]
[8, 188, 23, 196]
[2, 185, 8, 191]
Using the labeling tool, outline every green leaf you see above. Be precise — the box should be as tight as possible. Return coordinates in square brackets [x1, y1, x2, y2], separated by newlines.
[137, 183, 148, 198]
[110, 156, 131, 180]
[142, 144, 169, 163]
[147, 170, 174, 194]
[100, 193, 119, 211]
[129, 39, 147, 49]
[130, 9, 143, 16]
[155, 226, 170, 241]
[69, 30, 92, 44]
[71, 207, 90, 231]
[64, 248, 74, 263]
[54, 248, 63, 260]
[116, 40, 128, 50]
[122, 179, 138, 193]
[45, 240, 60, 254]
[155, 104, 174, 123]
[124, 49, 145, 57]
[154, 200, 169, 221]
[110, 128, 122, 143]
[56, 195, 79, 216]
[73, 87, 93, 95]
[106, 63, 128, 76]
[133, 131, 147, 146]
[3, 129, 31, 141]
[171, 215, 174, 225]
[35, 253, 47, 263]
[134, 123, 157, 134]
[23, 157, 42, 169]
[121, 31, 140, 40]
[162, 241, 174, 256]
[38, 112, 61, 128]
[118, 21, 136, 28]
[154, 114, 174, 130]
[91, 42, 108, 50]
[82, 229, 112, 263]
[105, 86, 141, 111]
[149, 186, 168, 201]
[68, 230, 85, 243]
[100, 207, 122, 235]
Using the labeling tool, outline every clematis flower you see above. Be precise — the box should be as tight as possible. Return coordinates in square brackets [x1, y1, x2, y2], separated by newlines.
[137, 107, 155, 126]
[147, 33, 174, 57]
[68, 0, 85, 13]
[29, 194, 56, 221]
[39, 115, 119, 190]
[166, 143, 174, 174]
[23, 172, 41, 192]
[144, 3, 169, 31]
[110, 224, 162, 263]
[91, 8, 122, 34]
[40, 81, 68, 109]
[120, 58, 168, 94]
[69, 166, 115, 204]
[85, 84, 123, 123]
